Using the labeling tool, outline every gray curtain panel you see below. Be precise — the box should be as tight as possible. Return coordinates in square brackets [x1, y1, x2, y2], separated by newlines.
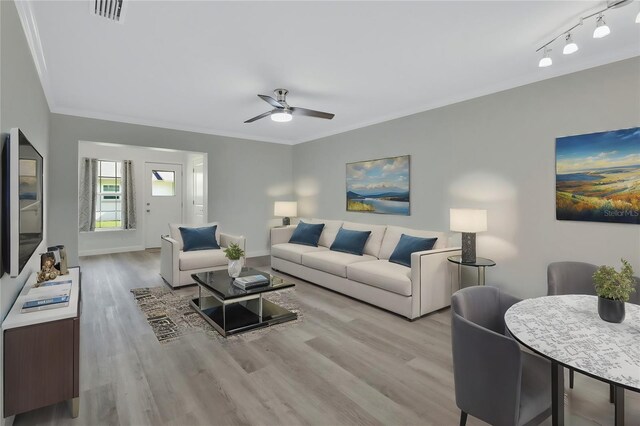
[122, 160, 137, 230]
[78, 158, 98, 232]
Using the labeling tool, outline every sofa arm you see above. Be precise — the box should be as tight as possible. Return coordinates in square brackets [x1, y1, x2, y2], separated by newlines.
[410, 247, 462, 318]
[160, 235, 180, 287]
[220, 233, 246, 252]
[270, 225, 296, 246]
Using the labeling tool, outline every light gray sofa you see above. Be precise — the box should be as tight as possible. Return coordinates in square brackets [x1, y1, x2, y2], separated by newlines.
[271, 219, 461, 319]
[160, 222, 246, 288]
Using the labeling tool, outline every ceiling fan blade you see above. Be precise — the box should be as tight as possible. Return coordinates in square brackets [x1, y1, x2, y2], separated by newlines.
[291, 107, 335, 120]
[244, 111, 272, 123]
[258, 94, 285, 108]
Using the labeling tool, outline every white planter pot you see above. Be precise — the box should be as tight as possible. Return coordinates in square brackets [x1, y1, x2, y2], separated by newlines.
[227, 259, 242, 278]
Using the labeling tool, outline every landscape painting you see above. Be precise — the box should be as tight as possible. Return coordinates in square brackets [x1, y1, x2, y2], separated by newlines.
[556, 127, 640, 224]
[346, 155, 410, 215]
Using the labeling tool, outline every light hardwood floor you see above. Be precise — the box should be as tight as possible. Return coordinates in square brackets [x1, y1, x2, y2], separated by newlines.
[14, 250, 639, 425]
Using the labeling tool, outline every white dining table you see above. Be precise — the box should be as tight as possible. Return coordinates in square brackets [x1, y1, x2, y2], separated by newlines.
[504, 295, 640, 426]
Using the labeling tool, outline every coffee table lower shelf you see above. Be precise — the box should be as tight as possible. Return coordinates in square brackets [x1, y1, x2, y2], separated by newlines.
[190, 296, 297, 337]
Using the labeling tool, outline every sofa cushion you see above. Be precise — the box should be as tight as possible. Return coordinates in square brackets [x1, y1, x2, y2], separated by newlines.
[389, 234, 438, 267]
[179, 225, 221, 252]
[179, 248, 227, 271]
[302, 251, 376, 278]
[341, 221, 387, 258]
[330, 228, 371, 256]
[304, 218, 344, 247]
[170, 222, 220, 251]
[379, 226, 447, 260]
[289, 221, 325, 247]
[271, 243, 329, 264]
[347, 260, 412, 296]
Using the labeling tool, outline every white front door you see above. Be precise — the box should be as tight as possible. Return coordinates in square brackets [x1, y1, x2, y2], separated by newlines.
[192, 157, 205, 224]
[144, 162, 183, 248]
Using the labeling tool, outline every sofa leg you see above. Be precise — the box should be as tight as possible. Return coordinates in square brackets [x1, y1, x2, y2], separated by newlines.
[459, 411, 467, 426]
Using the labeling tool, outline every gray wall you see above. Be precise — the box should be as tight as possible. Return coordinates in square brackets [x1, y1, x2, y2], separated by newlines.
[48, 114, 293, 265]
[292, 57, 640, 299]
[0, 0, 51, 318]
[0, 0, 51, 417]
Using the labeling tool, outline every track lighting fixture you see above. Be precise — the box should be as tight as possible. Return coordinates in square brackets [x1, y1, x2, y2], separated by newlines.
[593, 14, 611, 38]
[535, 0, 635, 67]
[538, 48, 552, 68]
[563, 33, 579, 54]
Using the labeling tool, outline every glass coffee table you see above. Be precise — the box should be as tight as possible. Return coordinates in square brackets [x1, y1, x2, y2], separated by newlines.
[190, 268, 297, 337]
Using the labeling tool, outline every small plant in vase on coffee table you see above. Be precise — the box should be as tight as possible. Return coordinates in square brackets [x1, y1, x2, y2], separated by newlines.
[593, 258, 636, 323]
[224, 243, 245, 278]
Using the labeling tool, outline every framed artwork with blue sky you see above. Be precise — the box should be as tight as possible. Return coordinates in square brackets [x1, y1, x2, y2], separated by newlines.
[556, 127, 640, 224]
[346, 155, 410, 215]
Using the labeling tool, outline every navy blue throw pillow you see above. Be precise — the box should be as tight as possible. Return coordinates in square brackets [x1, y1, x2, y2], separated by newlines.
[289, 221, 325, 247]
[179, 225, 220, 252]
[389, 234, 437, 267]
[330, 228, 371, 256]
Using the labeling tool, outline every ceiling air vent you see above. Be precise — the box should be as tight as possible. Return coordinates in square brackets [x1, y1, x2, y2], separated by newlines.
[91, 0, 125, 23]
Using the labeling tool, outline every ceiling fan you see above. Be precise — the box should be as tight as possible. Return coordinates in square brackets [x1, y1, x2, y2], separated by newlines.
[244, 89, 335, 123]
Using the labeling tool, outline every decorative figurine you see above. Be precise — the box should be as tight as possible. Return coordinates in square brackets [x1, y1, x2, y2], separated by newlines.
[37, 252, 60, 283]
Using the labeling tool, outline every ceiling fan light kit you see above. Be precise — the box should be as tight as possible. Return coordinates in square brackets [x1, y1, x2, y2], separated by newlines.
[536, 0, 638, 68]
[244, 88, 335, 124]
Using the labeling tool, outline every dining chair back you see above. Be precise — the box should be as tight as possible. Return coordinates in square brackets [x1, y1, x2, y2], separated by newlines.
[451, 286, 551, 426]
[547, 261, 598, 296]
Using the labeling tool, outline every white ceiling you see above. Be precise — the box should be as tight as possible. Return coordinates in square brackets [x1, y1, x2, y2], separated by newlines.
[18, 1, 640, 145]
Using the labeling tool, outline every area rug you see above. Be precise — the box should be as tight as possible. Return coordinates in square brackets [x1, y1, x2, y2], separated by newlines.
[130, 286, 303, 343]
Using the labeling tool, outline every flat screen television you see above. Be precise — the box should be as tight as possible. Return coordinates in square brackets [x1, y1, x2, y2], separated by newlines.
[2, 129, 44, 277]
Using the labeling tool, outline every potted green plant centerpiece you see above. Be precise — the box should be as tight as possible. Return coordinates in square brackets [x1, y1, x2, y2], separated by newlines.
[224, 243, 245, 278]
[593, 259, 636, 323]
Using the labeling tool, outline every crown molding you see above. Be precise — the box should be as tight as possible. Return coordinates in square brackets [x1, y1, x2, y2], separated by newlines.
[15, 0, 56, 111]
[51, 106, 296, 145]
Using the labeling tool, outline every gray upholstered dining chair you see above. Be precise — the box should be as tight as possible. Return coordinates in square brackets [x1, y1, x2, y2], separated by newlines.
[451, 286, 551, 426]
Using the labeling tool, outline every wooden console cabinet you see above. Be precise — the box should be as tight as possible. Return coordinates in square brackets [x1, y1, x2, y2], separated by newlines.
[3, 267, 81, 419]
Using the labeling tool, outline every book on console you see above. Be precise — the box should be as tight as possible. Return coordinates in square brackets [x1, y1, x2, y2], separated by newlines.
[21, 295, 70, 313]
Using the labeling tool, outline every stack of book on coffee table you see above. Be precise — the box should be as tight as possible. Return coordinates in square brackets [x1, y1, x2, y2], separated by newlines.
[233, 274, 269, 290]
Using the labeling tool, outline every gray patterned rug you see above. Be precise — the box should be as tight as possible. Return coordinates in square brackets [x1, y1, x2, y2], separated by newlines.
[130, 286, 303, 343]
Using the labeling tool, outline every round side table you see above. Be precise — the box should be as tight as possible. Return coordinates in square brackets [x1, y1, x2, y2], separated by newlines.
[447, 255, 496, 287]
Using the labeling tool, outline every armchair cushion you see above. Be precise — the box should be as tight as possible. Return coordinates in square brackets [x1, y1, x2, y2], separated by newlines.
[179, 225, 220, 251]
[170, 222, 220, 250]
[389, 234, 438, 267]
[179, 249, 227, 271]
[347, 260, 412, 296]
[289, 221, 325, 247]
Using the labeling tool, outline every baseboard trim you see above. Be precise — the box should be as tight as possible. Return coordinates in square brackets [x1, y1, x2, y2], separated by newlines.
[79, 245, 145, 257]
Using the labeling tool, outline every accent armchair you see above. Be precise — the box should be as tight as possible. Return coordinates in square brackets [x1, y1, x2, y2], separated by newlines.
[160, 222, 245, 288]
[451, 286, 551, 426]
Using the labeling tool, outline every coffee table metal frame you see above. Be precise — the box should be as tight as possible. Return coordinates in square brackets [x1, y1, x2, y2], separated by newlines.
[190, 270, 297, 337]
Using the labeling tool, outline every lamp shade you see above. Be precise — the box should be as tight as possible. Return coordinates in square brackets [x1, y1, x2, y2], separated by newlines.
[274, 201, 298, 217]
[450, 209, 487, 233]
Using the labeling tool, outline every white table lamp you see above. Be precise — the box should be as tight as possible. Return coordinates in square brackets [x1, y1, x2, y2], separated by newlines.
[450, 208, 487, 263]
[274, 201, 297, 226]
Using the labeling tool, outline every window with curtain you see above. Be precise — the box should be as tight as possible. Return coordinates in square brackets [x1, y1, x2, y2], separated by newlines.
[79, 157, 136, 232]
[96, 160, 122, 229]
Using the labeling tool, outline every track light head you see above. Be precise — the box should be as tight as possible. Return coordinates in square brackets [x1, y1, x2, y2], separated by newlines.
[563, 33, 579, 54]
[593, 14, 611, 38]
[538, 48, 552, 67]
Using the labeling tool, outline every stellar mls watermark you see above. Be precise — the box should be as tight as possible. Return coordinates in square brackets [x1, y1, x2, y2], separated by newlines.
[604, 210, 640, 217]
